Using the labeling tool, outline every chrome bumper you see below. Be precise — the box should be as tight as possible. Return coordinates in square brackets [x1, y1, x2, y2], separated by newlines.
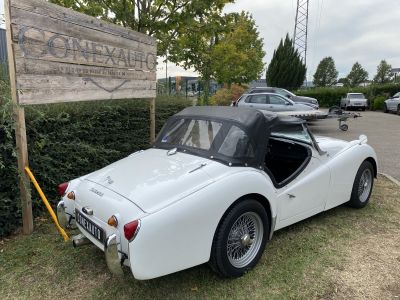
[105, 234, 124, 276]
[56, 201, 68, 228]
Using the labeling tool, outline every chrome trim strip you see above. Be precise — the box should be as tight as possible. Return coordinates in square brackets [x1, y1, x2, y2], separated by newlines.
[56, 201, 68, 229]
[269, 215, 277, 240]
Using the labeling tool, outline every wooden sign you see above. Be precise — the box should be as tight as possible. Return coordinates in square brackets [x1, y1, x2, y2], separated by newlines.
[4, 0, 157, 234]
[9, 0, 157, 105]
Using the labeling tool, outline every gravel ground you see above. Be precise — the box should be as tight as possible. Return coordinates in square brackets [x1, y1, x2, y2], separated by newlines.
[309, 110, 400, 181]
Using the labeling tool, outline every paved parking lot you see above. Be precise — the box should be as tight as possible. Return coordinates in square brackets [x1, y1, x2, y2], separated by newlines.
[309, 110, 400, 181]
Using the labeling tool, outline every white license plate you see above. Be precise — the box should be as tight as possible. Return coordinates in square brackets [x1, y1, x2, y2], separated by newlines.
[75, 209, 105, 243]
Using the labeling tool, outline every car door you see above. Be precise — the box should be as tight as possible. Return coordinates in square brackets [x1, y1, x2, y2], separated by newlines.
[391, 92, 400, 111]
[268, 94, 294, 112]
[271, 128, 331, 230]
[239, 94, 268, 110]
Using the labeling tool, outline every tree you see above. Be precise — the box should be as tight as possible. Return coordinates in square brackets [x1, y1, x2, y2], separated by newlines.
[50, 0, 233, 56]
[211, 12, 265, 87]
[346, 62, 369, 87]
[266, 34, 306, 90]
[313, 57, 338, 87]
[167, 11, 232, 104]
[337, 77, 350, 87]
[373, 60, 393, 84]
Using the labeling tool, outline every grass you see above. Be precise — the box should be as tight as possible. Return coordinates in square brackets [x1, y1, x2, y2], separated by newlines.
[0, 176, 399, 299]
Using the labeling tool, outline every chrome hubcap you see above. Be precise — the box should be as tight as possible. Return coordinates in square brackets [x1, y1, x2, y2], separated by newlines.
[358, 168, 372, 202]
[227, 212, 264, 268]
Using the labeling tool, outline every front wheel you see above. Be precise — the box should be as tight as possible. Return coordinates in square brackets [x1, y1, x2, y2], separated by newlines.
[348, 161, 374, 208]
[383, 103, 388, 113]
[209, 200, 269, 278]
[397, 105, 400, 116]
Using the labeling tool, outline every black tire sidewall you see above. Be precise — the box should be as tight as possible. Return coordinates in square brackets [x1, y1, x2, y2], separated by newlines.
[211, 200, 269, 277]
[349, 161, 374, 208]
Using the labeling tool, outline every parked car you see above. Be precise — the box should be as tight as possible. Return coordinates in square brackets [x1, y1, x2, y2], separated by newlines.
[383, 92, 400, 114]
[235, 92, 316, 113]
[340, 93, 368, 111]
[240, 87, 319, 109]
[57, 106, 377, 280]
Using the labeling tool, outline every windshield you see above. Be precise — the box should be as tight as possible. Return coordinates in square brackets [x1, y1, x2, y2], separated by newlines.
[349, 94, 365, 99]
[160, 119, 222, 151]
[271, 124, 312, 144]
[275, 88, 295, 98]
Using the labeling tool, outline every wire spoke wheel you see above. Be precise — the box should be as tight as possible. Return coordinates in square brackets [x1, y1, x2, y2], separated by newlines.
[358, 168, 372, 203]
[226, 212, 264, 269]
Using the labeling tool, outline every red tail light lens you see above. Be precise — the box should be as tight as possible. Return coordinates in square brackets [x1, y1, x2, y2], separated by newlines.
[57, 182, 69, 196]
[124, 220, 141, 242]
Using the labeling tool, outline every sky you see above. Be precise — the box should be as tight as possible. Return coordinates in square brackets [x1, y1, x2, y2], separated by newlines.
[2, 0, 400, 81]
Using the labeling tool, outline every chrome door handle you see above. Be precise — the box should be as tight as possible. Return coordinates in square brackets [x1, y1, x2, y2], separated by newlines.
[287, 194, 296, 199]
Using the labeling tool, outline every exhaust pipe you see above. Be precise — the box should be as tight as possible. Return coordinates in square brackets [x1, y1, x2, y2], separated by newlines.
[72, 233, 91, 248]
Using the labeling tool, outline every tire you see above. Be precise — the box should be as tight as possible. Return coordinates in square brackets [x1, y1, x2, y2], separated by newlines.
[339, 124, 348, 131]
[348, 161, 374, 208]
[361, 107, 366, 111]
[209, 199, 269, 278]
[383, 103, 388, 113]
[397, 105, 400, 116]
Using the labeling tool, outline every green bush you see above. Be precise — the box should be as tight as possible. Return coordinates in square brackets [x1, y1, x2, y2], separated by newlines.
[0, 84, 191, 237]
[295, 83, 399, 108]
[372, 95, 386, 111]
[210, 84, 247, 106]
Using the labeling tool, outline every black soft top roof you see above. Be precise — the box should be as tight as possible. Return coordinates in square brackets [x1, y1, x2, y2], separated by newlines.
[155, 106, 305, 168]
[176, 106, 304, 129]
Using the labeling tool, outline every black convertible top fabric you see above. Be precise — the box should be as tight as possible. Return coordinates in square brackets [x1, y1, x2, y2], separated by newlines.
[176, 106, 278, 128]
[154, 106, 306, 168]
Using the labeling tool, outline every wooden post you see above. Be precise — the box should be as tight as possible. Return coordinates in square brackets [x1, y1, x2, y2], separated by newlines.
[149, 98, 156, 143]
[5, 0, 33, 234]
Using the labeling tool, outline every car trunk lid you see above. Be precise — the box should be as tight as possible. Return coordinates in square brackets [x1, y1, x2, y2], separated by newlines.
[84, 148, 214, 213]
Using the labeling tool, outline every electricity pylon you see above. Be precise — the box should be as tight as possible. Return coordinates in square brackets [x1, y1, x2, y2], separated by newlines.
[293, 0, 309, 68]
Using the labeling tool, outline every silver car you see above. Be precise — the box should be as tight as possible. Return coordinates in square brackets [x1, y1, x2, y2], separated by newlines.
[244, 87, 319, 109]
[384, 92, 400, 114]
[235, 93, 315, 112]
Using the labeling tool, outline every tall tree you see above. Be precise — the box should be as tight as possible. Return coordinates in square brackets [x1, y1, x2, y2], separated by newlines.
[373, 60, 393, 84]
[266, 34, 306, 90]
[346, 62, 369, 87]
[168, 12, 232, 104]
[50, 0, 233, 56]
[313, 57, 338, 87]
[211, 12, 265, 87]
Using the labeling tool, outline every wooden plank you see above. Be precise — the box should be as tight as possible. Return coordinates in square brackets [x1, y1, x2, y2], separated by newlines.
[12, 41, 156, 73]
[15, 58, 156, 81]
[17, 74, 156, 90]
[11, 0, 155, 46]
[18, 87, 156, 105]
[5, 0, 33, 234]
[9, 13, 156, 57]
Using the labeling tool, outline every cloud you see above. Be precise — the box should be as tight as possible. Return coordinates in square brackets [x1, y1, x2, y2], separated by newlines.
[2, 0, 399, 80]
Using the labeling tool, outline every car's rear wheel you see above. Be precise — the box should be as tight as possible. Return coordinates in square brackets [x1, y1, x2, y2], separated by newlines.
[209, 199, 269, 278]
[383, 103, 388, 113]
[348, 161, 374, 208]
[397, 105, 400, 116]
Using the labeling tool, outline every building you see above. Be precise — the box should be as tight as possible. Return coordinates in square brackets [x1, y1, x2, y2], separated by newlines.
[157, 76, 221, 96]
[249, 79, 267, 88]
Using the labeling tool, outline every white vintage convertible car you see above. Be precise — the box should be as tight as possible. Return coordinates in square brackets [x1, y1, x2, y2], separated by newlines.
[57, 106, 377, 280]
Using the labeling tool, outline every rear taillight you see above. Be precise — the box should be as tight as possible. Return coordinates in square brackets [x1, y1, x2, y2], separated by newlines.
[124, 220, 141, 242]
[57, 182, 69, 196]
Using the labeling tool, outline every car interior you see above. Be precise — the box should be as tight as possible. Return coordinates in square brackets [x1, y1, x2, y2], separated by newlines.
[264, 137, 311, 187]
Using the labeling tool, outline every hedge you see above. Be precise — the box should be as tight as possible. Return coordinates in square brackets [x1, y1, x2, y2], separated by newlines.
[0, 82, 191, 237]
[295, 83, 400, 108]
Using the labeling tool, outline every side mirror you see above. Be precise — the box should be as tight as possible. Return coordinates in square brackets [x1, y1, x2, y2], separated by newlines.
[285, 102, 291, 105]
[287, 95, 292, 98]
